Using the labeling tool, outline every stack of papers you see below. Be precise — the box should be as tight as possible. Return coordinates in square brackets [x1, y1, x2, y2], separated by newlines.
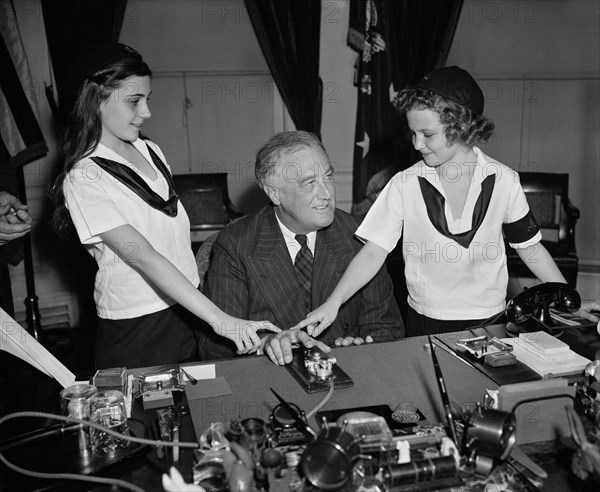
[502, 331, 590, 377]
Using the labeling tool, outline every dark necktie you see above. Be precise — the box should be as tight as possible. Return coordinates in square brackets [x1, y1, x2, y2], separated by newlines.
[294, 234, 313, 312]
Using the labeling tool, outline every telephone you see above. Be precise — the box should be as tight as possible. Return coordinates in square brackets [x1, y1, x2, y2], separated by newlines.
[505, 282, 581, 327]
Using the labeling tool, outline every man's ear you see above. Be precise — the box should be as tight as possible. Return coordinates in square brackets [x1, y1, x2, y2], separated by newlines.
[263, 184, 281, 206]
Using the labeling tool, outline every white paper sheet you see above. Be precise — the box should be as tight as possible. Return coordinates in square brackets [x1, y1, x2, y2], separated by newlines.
[0, 308, 76, 388]
[181, 364, 216, 381]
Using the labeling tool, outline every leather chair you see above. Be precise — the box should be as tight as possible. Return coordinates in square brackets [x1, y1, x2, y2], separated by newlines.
[506, 172, 580, 286]
[173, 173, 242, 254]
[195, 231, 220, 290]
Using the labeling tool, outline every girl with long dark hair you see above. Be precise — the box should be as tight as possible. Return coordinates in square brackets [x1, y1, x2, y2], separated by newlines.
[53, 42, 278, 369]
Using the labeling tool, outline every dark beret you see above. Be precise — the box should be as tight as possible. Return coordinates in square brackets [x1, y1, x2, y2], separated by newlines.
[68, 42, 142, 94]
[416, 66, 485, 115]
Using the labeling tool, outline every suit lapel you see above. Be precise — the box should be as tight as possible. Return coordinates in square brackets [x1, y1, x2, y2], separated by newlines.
[312, 216, 354, 308]
[246, 207, 306, 327]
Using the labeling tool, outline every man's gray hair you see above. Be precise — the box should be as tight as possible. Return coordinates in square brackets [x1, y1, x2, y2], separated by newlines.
[254, 131, 329, 187]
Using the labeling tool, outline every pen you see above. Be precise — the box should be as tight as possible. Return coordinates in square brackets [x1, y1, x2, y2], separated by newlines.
[152, 413, 165, 461]
[427, 335, 459, 446]
[488, 337, 513, 352]
[433, 336, 501, 386]
[180, 366, 198, 385]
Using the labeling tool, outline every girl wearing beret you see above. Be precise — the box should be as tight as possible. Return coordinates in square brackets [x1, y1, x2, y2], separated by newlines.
[295, 66, 599, 337]
[52, 43, 278, 369]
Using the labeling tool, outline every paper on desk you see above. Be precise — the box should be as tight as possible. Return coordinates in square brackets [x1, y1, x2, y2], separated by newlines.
[0, 308, 76, 388]
[185, 377, 232, 400]
[181, 364, 216, 381]
[502, 335, 590, 377]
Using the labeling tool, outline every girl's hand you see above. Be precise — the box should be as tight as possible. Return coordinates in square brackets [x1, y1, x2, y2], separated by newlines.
[212, 316, 280, 354]
[291, 300, 341, 337]
[575, 300, 600, 323]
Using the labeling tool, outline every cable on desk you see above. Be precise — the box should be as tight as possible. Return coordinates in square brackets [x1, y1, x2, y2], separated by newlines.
[468, 311, 507, 333]
[0, 411, 200, 492]
[305, 380, 335, 419]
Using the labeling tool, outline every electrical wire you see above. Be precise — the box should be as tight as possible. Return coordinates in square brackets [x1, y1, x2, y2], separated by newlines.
[305, 380, 335, 419]
[0, 411, 200, 491]
[467, 310, 507, 335]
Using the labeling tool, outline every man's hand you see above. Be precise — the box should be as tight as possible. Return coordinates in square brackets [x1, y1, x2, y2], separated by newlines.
[334, 335, 373, 347]
[213, 316, 280, 355]
[290, 299, 341, 338]
[0, 192, 32, 245]
[262, 329, 330, 365]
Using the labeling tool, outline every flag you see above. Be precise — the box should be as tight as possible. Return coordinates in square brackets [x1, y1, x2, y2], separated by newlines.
[348, 0, 407, 208]
[348, 0, 463, 209]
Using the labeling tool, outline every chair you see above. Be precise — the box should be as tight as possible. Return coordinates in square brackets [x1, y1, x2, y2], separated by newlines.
[506, 172, 580, 286]
[173, 173, 242, 253]
[195, 231, 219, 291]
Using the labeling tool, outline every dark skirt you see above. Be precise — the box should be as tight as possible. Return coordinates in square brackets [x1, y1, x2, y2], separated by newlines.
[406, 305, 506, 338]
[95, 304, 200, 370]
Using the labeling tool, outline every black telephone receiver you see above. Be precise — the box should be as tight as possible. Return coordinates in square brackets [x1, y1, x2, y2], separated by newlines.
[505, 282, 581, 327]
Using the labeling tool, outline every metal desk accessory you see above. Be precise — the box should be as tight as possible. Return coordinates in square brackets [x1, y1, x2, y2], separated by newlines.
[285, 347, 354, 393]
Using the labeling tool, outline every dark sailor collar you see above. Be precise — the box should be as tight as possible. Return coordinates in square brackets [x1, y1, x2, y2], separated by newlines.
[416, 148, 499, 248]
[419, 173, 495, 248]
[90, 140, 178, 217]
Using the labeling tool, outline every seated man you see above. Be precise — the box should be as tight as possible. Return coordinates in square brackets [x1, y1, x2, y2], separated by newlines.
[199, 131, 404, 365]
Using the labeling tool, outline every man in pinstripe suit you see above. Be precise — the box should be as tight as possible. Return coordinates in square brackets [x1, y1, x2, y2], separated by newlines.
[199, 131, 404, 365]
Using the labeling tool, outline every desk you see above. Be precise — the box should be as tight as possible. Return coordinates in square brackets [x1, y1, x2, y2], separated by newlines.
[2, 324, 599, 491]
[184, 334, 501, 438]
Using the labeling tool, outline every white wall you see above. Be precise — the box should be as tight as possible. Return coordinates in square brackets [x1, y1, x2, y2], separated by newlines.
[120, 0, 274, 213]
[120, 0, 359, 212]
[446, 0, 600, 299]
[319, 0, 358, 212]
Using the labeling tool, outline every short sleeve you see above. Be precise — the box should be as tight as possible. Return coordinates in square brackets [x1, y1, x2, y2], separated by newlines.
[355, 175, 404, 252]
[503, 174, 542, 249]
[63, 161, 128, 244]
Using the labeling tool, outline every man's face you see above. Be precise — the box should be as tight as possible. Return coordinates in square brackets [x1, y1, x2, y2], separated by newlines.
[266, 146, 336, 234]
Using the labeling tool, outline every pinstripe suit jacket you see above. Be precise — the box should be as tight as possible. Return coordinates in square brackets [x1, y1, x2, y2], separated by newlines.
[199, 205, 404, 360]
